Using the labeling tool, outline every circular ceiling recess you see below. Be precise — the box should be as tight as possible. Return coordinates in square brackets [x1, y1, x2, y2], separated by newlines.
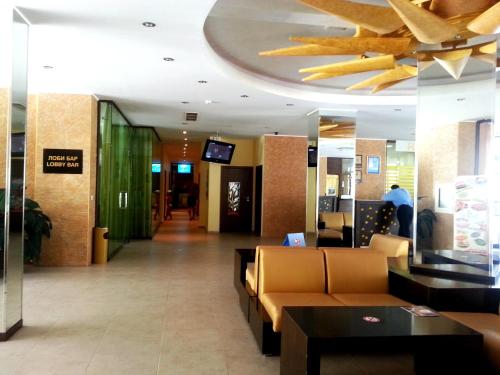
[204, 0, 499, 102]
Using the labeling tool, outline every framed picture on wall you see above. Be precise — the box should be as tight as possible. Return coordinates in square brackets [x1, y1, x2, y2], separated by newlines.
[355, 169, 362, 183]
[367, 156, 380, 174]
[356, 154, 362, 167]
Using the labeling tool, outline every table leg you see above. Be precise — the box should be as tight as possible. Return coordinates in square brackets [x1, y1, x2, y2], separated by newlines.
[280, 312, 320, 375]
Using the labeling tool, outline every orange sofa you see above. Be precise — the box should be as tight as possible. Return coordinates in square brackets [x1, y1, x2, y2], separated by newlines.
[258, 248, 410, 333]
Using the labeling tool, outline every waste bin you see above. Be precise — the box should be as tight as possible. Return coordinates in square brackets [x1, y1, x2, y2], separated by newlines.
[93, 227, 109, 264]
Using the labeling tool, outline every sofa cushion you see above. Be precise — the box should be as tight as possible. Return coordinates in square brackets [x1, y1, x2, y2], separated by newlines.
[259, 248, 326, 296]
[324, 249, 389, 294]
[319, 212, 344, 231]
[245, 263, 255, 293]
[333, 293, 409, 307]
[369, 234, 409, 257]
[318, 229, 343, 239]
[441, 312, 500, 372]
[251, 246, 316, 296]
[343, 212, 353, 227]
[261, 293, 344, 332]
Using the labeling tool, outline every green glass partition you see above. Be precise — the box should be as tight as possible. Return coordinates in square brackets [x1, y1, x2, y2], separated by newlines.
[97, 102, 154, 258]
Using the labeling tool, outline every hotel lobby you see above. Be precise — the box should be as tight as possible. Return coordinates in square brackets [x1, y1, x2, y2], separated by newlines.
[0, 0, 499, 374]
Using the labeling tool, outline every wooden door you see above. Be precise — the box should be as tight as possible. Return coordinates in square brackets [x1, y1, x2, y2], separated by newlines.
[220, 167, 253, 232]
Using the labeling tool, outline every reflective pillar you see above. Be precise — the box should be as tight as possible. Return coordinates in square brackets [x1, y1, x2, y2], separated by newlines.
[0, 6, 28, 340]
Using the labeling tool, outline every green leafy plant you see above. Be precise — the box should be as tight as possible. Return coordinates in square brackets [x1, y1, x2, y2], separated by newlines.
[24, 199, 52, 263]
[416, 209, 437, 250]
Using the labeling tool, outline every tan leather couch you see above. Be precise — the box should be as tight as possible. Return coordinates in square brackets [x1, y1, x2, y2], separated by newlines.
[369, 233, 410, 257]
[318, 212, 352, 240]
[258, 248, 343, 332]
[442, 311, 500, 373]
[257, 247, 408, 332]
[245, 246, 316, 295]
[323, 249, 409, 306]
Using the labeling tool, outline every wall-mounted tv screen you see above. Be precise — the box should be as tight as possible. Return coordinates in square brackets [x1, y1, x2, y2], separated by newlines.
[201, 139, 235, 165]
[308, 146, 317, 167]
[152, 163, 161, 173]
[177, 163, 192, 174]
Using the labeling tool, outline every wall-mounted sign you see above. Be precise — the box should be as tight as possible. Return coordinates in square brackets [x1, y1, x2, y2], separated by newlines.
[43, 149, 83, 174]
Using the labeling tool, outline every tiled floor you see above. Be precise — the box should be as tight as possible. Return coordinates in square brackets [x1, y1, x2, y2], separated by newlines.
[0, 211, 281, 375]
[1, 211, 414, 375]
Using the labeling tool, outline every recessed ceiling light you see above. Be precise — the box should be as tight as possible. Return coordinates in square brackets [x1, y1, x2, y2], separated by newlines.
[43, 65, 54, 69]
[204, 99, 213, 104]
[240, 95, 249, 98]
[198, 80, 207, 84]
[184, 138, 188, 141]
[181, 101, 189, 104]
[142, 22, 156, 27]
[184, 144, 188, 147]
[182, 130, 187, 135]
[457, 97, 466, 101]
[163, 57, 174, 62]
[286, 103, 294, 106]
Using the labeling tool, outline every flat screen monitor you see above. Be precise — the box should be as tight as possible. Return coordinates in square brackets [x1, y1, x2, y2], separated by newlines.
[177, 163, 191, 174]
[152, 163, 161, 173]
[201, 140, 235, 165]
[308, 146, 317, 167]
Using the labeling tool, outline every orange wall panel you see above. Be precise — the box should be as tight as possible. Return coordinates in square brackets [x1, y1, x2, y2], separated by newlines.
[261, 135, 307, 238]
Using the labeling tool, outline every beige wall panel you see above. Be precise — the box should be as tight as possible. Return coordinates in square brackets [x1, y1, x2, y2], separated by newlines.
[318, 157, 327, 197]
[306, 167, 317, 233]
[262, 135, 307, 238]
[31, 94, 96, 266]
[0, 88, 8, 189]
[355, 139, 387, 200]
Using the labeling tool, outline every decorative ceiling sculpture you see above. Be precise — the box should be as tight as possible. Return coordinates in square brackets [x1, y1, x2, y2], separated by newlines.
[259, 0, 500, 93]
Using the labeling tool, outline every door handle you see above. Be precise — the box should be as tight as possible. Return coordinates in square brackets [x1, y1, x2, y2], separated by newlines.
[245, 196, 250, 203]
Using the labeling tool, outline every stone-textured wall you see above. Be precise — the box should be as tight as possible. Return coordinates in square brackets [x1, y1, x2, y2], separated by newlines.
[355, 139, 387, 200]
[262, 135, 307, 238]
[27, 94, 97, 266]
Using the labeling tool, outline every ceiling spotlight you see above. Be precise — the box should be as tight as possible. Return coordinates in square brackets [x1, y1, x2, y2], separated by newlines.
[286, 103, 294, 106]
[142, 22, 156, 27]
[181, 101, 189, 104]
[240, 95, 249, 98]
[198, 80, 207, 84]
[184, 143, 188, 147]
[182, 130, 187, 135]
[163, 57, 174, 62]
[204, 99, 214, 104]
[184, 138, 188, 141]
[43, 65, 54, 69]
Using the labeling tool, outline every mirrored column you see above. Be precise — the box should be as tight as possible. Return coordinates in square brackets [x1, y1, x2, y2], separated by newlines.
[0, 7, 28, 340]
[415, 36, 498, 280]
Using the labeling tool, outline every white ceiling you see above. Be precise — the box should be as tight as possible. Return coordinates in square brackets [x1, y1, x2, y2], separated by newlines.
[12, 0, 497, 143]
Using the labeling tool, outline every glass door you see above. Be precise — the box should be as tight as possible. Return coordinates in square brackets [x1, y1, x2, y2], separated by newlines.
[97, 102, 131, 258]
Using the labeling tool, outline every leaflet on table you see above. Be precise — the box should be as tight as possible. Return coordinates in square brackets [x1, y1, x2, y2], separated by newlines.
[454, 176, 489, 255]
[401, 306, 440, 317]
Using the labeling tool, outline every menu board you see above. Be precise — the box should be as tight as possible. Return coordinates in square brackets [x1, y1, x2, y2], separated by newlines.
[453, 176, 489, 254]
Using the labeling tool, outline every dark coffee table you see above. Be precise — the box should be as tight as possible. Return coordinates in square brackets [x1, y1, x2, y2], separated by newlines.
[281, 306, 483, 375]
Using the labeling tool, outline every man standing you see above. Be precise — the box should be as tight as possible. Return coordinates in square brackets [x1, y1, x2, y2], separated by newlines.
[383, 184, 413, 238]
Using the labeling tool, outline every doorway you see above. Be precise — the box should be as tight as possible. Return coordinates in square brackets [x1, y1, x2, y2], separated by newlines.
[220, 166, 253, 232]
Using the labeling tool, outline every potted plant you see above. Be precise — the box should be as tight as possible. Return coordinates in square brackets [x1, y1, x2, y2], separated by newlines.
[24, 198, 52, 263]
[416, 209, 437, 250]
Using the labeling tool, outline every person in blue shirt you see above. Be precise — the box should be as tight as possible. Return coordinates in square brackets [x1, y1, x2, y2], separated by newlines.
[383, 184, 413, 238]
